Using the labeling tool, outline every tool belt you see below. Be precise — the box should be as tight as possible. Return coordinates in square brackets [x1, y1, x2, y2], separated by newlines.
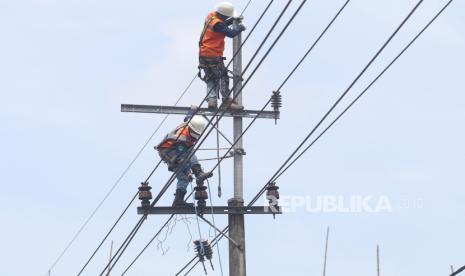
[157, 147, 179, 172]
[198, 56, 227, 82]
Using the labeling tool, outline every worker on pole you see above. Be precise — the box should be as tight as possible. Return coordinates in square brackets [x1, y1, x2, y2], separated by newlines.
[156, 106, 213, 207]
[198, 2, 246, 110]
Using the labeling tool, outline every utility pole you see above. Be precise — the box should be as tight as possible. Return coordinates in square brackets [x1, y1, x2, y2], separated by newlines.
[127, 17, 281, 276]
[229, 18, 246, 276]
[377, 245, 380, 276]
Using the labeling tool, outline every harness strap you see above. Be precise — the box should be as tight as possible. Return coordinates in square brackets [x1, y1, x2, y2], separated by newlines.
[199, 15, 217, 47]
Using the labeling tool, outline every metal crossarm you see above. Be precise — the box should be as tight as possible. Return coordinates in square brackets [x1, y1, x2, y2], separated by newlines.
[137, 206, 282, 215]
[121, 104, 280, 119]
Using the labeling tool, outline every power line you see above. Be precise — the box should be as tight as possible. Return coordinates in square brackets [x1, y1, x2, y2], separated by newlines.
[175, 0, 456, 273]
[172, 0, 352, 272]
[249, 0, 425, 206]
[45, 74, 195, 276]
[73, 1, 274, 274]
[272, 0, 456, 182]
[93, 0, 292, 274]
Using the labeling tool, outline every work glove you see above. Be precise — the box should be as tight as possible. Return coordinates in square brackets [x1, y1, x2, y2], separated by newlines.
[237, 23, 246, 32]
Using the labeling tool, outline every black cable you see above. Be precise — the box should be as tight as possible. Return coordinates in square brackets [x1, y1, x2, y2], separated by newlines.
[240, 0, 253, 16]
[95, 1, 291, 274]
[272, 0, 456, 183]
[452, 265, 465, 276]
[74, 1, 274, 274]
[208, 0, 350, 177]
[249, 0, 425, 205]
[46, 76, 195, 276]
[135, 0, 276, 184]
[176, 0, 456, 273]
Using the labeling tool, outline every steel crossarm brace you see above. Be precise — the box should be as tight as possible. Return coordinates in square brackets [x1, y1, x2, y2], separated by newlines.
[201, 115, 234, 146]
[137, 206, 282, 215]
[121, 104, 280, 119]
[198, 215, 241, 249]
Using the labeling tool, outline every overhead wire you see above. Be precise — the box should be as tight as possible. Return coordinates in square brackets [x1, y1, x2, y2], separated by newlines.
[249, 0, 425, 205]
[271, 0, 456, 183]
[93, 1, 287, 274]
[74, 1, 272, 274]
[101, 0, 305, 274]
[176, 0, 456, 274]
[47, 75, 195, 276]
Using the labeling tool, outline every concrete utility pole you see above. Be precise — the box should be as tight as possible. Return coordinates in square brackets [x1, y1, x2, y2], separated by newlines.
[229, 18, 247, 276]
[377, 245, 380, 276]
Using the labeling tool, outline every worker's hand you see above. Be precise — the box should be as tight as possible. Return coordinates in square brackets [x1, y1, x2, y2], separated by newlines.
[234, 15, 244, 21]
[190, 104, 199, 111]
[238, 23, 246, 32]
[188, 172, 194, 182]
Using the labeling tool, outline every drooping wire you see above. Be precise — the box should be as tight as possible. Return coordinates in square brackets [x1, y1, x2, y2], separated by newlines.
[189, 181, 208, 274]
[176, 1, 456, 274]
[75, 1, 274, 274]
[215, 117, 223, 198]
[206, 179, 224, 275]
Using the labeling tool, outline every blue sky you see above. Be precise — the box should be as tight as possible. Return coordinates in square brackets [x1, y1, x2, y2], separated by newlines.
[1, 0, 464, 275]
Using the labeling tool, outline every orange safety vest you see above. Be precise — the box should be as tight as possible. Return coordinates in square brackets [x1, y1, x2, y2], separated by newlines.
[157, 123, 196, 149]
[199, 12, 226, 58]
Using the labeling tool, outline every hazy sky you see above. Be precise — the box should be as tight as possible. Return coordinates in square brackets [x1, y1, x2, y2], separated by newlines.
[1, 0, 464, 275]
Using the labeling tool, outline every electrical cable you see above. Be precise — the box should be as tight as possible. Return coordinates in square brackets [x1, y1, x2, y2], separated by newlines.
[250, 0, 425, 205]
[46, 75, 194, 276]
[100, 1, 301, 274]
[177, 1, 456, 274]
[272, 0, 456, 183]
[206, 179, 224, 275]
[74, 1, 274, 274]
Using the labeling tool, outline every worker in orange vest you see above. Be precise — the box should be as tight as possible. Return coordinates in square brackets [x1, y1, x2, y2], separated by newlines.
[199, 2, 246, 110]
[156, 106, 213, 207]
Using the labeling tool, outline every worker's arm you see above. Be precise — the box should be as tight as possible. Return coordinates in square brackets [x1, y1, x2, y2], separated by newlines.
[213, 22, 245, 38]
[184, 105, 198, 122]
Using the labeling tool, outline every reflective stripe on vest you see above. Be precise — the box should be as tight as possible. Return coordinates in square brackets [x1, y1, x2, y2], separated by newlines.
[199, 12, 226, 57]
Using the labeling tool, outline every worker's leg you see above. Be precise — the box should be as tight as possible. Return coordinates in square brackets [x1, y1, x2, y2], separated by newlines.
[173, 153, 195, 207]
[218, 60, 230, 99]
[175, 155, 192, 192]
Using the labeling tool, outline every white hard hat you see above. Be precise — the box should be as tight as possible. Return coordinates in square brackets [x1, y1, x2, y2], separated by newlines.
[216, 2, 235, 17]
[188, 116, 207, 139]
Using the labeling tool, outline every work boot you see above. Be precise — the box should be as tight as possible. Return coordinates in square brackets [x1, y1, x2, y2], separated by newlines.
[221, 97, 244, 110]
[172, 189, 194, 208]
[191, 164, 213, 184]
[207, 98, 218, 109]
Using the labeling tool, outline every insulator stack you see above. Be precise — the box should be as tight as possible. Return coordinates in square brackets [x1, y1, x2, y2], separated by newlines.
[194, 184, 208, 209]
[138, 182, 152, 207]
[270, 91, 282, 124]
[266, 181, 280, 203]
[266, 182, 280, 219]
[194, 239, 213, 261]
